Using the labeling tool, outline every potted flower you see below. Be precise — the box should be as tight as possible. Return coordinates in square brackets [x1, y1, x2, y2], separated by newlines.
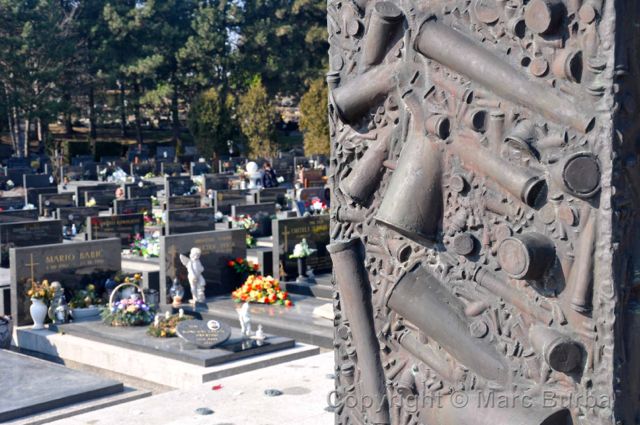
[27, 279, 53, 329]
[69, 284, 105, 320]
[289, 239, 316, 283]
[130, 233, 160, 258]
[232, 275, 292, 306]
[233, 215, 258, 247]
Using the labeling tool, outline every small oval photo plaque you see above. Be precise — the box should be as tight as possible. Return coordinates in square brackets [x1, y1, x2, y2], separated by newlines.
[176, 320, 232, 349]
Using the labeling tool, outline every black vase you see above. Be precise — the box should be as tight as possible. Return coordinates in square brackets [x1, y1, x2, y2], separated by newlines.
[297, 257, 307, 282]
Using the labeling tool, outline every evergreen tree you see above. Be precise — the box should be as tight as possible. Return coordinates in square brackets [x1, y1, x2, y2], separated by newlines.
[299, 78, 330, 156]
[237, 77, 277, 157]
[187, 87, 238, 158]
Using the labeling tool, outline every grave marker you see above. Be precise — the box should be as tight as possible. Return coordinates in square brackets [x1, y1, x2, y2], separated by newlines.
[87, 214, 144, 247]
[165, 207, 216, 235]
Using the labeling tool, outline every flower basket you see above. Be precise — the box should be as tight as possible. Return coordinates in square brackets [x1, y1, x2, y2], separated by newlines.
[101, 282, 154, 327]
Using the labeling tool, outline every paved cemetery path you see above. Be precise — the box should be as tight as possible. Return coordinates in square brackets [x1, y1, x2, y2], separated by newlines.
[47, 352, 334, 425]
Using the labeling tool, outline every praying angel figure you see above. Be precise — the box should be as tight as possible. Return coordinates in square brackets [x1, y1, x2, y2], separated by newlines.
[180, 247, 206, 304]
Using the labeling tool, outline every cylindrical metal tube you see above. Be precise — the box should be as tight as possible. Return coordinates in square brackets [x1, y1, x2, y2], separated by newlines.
[415, 20, 594, 133]
[420, 392, 571, 425]
[332, 61, 399, 124]
[497, 233, 556, 280]
[486, 111, 505, 152]
[529, 325, 583, 373]
[335, 205, 367, 223]
[361, 2, 403, 69]
[474, 267, 553, 325]
[327, 239, 390, 425]
[566, 210, 596, 313]
[340, 134, 390, 204]
[375, 94, 443, 244]
[387, 265, 508, 383]
[449, 133, 546, 207]
[397, 331, 459, 382]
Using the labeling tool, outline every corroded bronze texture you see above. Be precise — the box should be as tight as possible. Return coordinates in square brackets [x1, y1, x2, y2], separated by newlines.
[328, 0, 640, 423]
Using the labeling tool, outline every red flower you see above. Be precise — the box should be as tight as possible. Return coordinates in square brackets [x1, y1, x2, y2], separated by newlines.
[236, 258, 244, 264]
[253, 264, 260, 271]
[284, 299, 293, 307]
[228, 260, 235, 267]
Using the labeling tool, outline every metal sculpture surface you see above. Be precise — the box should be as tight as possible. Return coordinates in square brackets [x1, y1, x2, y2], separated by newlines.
[328, 1, 640, 424]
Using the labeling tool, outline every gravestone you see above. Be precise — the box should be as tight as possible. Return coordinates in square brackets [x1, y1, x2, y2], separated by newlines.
[203, 174, 231, 192]
[87, 214, 144, 247]
[125, 181, 157, 199]
[0, 197, 25, 210]
[160, 162, 182, 176]
[258, 188, 288, 205]
[10, 238, 121, 325]
[160, 228, 245, 303]
[165, 176, 195, 197]
[272, 215, 330, 282]
[190, 162, 210, 176]
[0, 220, 63, 267]
[232, 203, 276, 237]
[23, 173, 55, 189]
[25, 187, 57, 207]
[0, 209, 39, 224]
[271, 158, 295, 183]
[60, 165, 84, 181]
[156, 146, 176, 161]
[75, 184, 118, 207]
[56, 207, 100, 232]
[39, 193, 74, 217]
[175, 319, 231, 348]
[71, 155, 94, 166]
[6, 167, 33, 186]
[165, 195, 201, 211]
[84, 189, 117, 210]
[114, 198, 152, 215]
[214, 189, 252, 215]
[130, 163, 154, 177]
[6, 157, 29, 168]
[165, 207, 216, 235]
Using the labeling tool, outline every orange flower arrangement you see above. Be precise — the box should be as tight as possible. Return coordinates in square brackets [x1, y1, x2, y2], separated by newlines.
[231, 275, 293, 306]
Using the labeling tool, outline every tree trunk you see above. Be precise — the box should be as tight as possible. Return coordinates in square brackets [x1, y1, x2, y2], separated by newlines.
[22, 117, 30, 158]
[171, 80, 180, 145]
[133, 81, 143, 144]
[118, 80, 127, 137]
[88, 85, 97, 141]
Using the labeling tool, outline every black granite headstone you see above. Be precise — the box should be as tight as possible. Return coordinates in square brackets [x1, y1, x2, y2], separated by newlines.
[0, 220, 63, 267]
[231, 203, 276, 237]
[165, 176, 195, 197]
[271, 158, 295, 183]
[272, 215, 331, 281]
[84, 189, 117, 210]
[56, 207, 100, 232]
[160, 228, 246, 302]
[25, 187, 57, 207]
[165, 195, 201, 211]
[190, 162, 210, 176]
[60, 165, 84, 181]
[156, 146, 176, 160]
[114, 198, 153, 215]
[87, 213, 144, 247]
[39, 193, 74, 217]
[165, 207, 216, 235]
[23, 174, 55, 189]
[10, 238, 121, 326]
[214, 190, 253, 215]
[160, 162, 183, 176]
[0, 209, 39, 224]
[203, 174, 231, 192]
[6, 167, 33, 186]
[0, 197, 26, 210]
[175, 319, 231, 348]
[258, 188, 288, 205]
[130, 163, 154, 177]
[75, 184, 118, 207]
[125, 181, 157, 199]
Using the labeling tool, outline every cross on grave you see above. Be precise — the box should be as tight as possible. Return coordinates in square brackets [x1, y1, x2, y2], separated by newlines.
[25, 253, 39, 283]
[282, 226, 290, 252]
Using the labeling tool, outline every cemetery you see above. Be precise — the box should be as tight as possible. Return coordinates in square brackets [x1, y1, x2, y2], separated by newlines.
[2, 0, 639, 424]
[0, 147, 333, 423]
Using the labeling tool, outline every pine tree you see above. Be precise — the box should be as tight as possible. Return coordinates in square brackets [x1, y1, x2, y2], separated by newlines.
[187, 87, 238, 158]
[237, 77, 277, 157]
[299, 78, 330, 156]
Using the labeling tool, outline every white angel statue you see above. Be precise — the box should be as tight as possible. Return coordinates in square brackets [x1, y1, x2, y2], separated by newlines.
[180, 247, 206, 304]
[237, 302, 252, 338]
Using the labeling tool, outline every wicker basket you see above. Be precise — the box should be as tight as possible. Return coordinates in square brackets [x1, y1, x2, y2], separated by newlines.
[105, 282, 152, 327]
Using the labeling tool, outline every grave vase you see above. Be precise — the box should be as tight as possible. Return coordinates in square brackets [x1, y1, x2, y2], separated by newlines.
[296, 257, 307, 282]
[30, 298, 48, 330]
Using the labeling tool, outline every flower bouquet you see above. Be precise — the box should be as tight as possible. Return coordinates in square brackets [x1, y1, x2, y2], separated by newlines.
[69, 284, 105, 319]
[232, 275, 293, 306]
[27, 279, 54, 329]
[101, 280, 154, 327]
[147, 310, 193, 338]
[130, 233, 160, 258]
[233, 215, 258, 247]
[227, 258, 260, 276]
